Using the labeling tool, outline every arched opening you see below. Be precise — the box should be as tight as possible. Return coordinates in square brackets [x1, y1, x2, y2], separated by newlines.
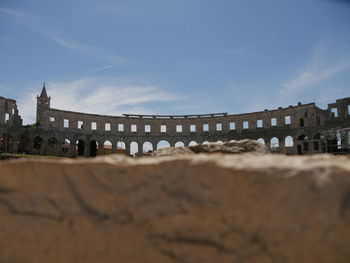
[270, 137, 279, 149]
[103, 141, 112, 155]
[0, 133, 13, 153]
[48, 137, 58, 155]
[116, 141, 126, 154]
[202, 141, 210, 145]
[297, 135, 309, 154]
[257, 138, 265, 145]
[130, 141, 138, 156]
[33, 136, 43, 154]
[143, 141, 153, 153]
[188, 141, 198, 146]
[285, 136, 294, 147]
[157, 140, 170, 149]
[313, 133, 321, 152]
[90, 140, 98, 157]
[18, 135, 29, 154]
[216, 140, 224, 144]
[62, 139, 70, 154]
[229, 140, 236, 143]
[175, 141, 185, 148]
[77, 139, 85, 156]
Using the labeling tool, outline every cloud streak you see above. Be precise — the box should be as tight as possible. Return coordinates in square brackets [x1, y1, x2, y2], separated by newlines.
[0, 8, 130, 66]
[17, 77, 181, 124]
[282, 44, 350, 92]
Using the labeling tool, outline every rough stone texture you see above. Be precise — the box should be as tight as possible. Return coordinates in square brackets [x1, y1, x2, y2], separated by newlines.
[151, 146, 195, 157]
[0, 154, 350, 263]
[189, 140, 270, 154]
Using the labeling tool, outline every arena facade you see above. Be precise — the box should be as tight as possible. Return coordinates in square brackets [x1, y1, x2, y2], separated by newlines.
[0, 85, 349, 157]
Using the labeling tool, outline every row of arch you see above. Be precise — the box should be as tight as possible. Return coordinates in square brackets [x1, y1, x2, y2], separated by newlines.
[2, 131, 349, 157]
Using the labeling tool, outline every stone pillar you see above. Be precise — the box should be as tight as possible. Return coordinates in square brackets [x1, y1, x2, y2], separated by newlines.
[84, 141, 90, 157]
[69, 142, 76, 158]
[12, 142, 18, 154]
[279, 137, 285, 154]
[152, 142, 157, 152]
[41, 141, 48, 155]
[125, 142, 131, 156]
[111, 143, 117, 154]
[97, 141, 104, 155]
[138, 143, 143, 156]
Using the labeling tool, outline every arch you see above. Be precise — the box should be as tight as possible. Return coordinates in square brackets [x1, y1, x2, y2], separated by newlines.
[103, 140, 112, 155]
[157, 140, 170, 149]
[216, 140, 224, 144]
[285, 136, 294, 147]
[143, 141, 153, 153]
[229, 140, 236, 143]
[48, 137, 58, 155]
[270, 137, 279, 149]
[76, 139, 85, 156]
[62, 138, 70, 154]
[116, 141, 126, 154]
[130, 141, 138, 156]
[257, 138, 265, 145]
[33, 136, 43, 153]
[202, 141, 210, 145]
[188, 141, 198, 146]
[175, 141, 185, 148]
[18, 134, 29, 153]
[90, 140, 98, 157]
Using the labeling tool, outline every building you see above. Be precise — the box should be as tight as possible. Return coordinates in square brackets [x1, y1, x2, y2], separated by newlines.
[0, 84, 349, 157]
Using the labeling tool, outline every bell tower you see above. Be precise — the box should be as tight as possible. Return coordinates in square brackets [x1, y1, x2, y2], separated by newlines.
[36, 83, 51, 125]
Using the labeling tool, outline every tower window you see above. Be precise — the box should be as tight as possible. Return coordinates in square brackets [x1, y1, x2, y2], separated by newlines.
[64, 119, 69, 128]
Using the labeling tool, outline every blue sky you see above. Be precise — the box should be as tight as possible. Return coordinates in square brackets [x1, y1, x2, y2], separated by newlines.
[1, 0, 350, 124]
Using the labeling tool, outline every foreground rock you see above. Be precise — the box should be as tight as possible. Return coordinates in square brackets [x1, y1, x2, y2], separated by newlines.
[0, 154, 350, 263]
[152, 139, 269, 156]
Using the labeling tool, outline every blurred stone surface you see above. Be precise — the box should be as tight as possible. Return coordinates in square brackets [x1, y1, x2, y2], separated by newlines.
[189, 139, 269, 154]
[0, 154, 350, 263]
[152, 139, 269, 157]
[151, 146, 194, 157]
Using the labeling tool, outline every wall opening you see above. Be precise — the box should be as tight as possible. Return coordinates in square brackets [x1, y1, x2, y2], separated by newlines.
[160, 125, 167, 133]
[189, 141, 198, 146]
[62, 139, 70, 154]
[285, 136, 294, 147]
[243, 121, 249, 129]
[257, 138, 265, 145]
[271, 118, 277, 126]
[118, 124, 124, 132]
[145, 125, 151, 133]
[103, 141, 112, 154]
[270, 137, 279, 149]
[216, 123, 222, 131]
[175, 141, 185, 147]
[78, 121, 83, 129]
[257, 120, 263, 128]
[157, 140, 170, 149]
[190, 124, 196, 132]
[64, 119, 69, 128]
[105, 123, 111, 131]
[229, 122, 235, 130]
[130, 142, 138, 156]
[91, 122, 97, 130]
[143, 142, 153, 153]
[203, 124, 209, 132]
[285, 116, 291, 125]
[77, 140, 85, 156]
[176, 125, 183, 132]
[90, 140, 98, 157]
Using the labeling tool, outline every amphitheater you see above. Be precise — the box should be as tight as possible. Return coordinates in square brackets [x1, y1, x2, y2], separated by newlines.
[0, 85, 349, 157]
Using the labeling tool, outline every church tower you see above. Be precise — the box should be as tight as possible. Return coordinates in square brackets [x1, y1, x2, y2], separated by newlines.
[36, 83, 51, 125]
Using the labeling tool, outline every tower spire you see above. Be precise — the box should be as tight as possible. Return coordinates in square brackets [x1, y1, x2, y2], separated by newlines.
[40, 82, 48, 98]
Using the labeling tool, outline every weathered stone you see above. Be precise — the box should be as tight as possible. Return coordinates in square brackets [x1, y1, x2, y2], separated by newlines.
[151, 146, 194, 157]
[0, 154, 350, 263]
[189, 139, 270, 154]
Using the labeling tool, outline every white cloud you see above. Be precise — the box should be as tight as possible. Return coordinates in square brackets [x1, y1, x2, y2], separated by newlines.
[17, 77, 181, 124]
[282, 43, 350, 92]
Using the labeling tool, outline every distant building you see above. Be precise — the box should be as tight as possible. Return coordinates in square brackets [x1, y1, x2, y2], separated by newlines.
[0, 84, 349, 157]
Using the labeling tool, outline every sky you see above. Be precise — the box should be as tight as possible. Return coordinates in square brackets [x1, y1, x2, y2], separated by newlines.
[1, 0, 350, 124]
